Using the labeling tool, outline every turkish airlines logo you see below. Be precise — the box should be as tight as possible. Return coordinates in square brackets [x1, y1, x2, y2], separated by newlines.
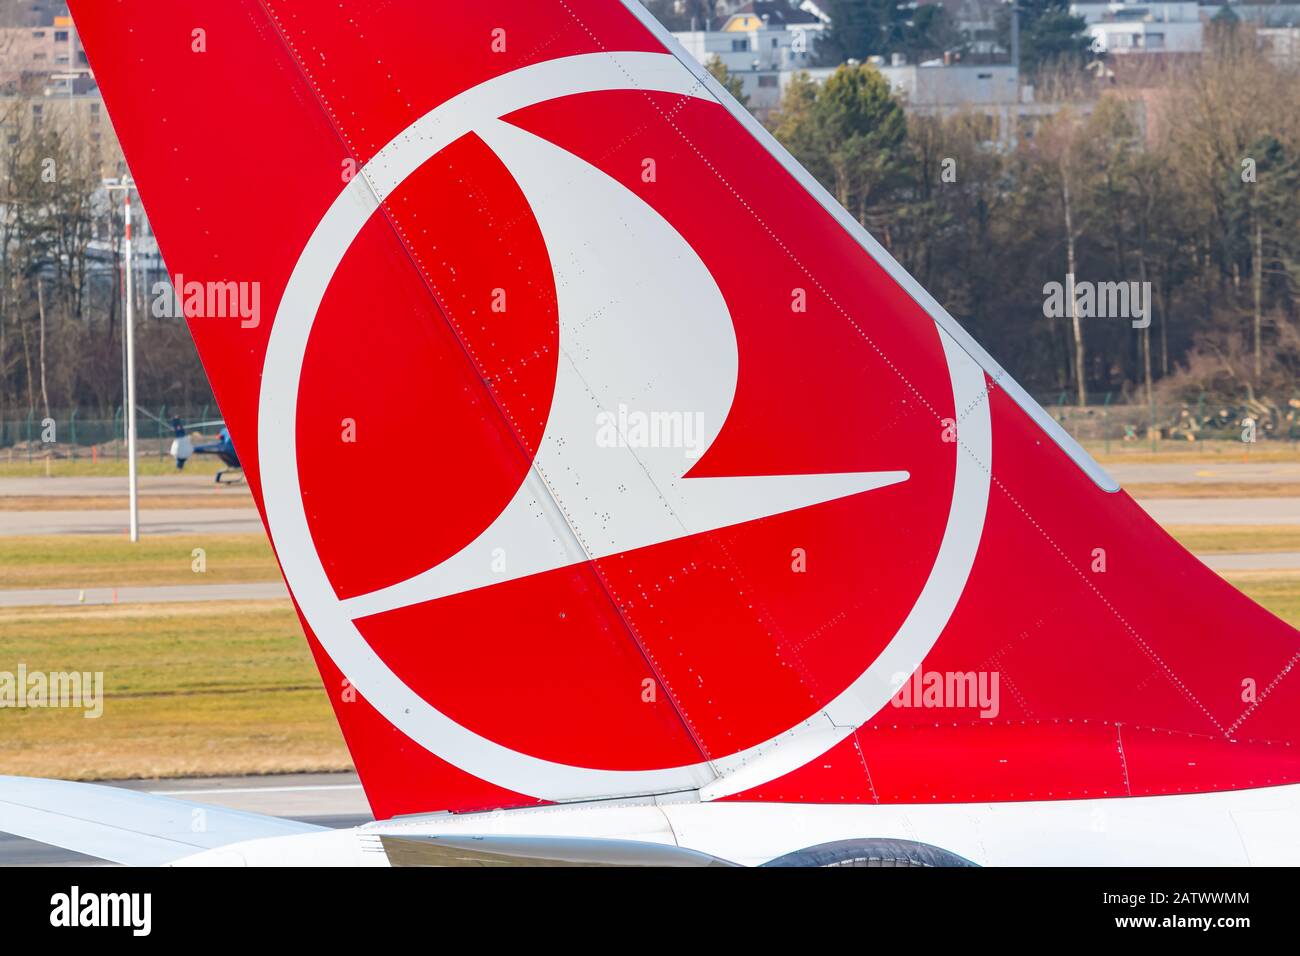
[258, 52, 992, 802]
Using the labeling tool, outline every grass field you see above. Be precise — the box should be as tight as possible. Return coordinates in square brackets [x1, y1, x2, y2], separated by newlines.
[0, 574, 1297, 782]
[1227, 576, 1300, 626]
[0, 494, 251, 511]
[0, 522, 1297, 782]
[0, 456, 225, 478]
[0, 601, 349, 780]
[4, 526, 1291, 594]
[0, 534, 278, 589]
[1166, 526, 1300, 554]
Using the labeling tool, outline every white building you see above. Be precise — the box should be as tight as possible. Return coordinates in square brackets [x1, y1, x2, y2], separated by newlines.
[672, 8, 825, 112]
[1071, 1, 1204, 54]
[877, 62, 1021, 108]
[776, 61, 1042, 148]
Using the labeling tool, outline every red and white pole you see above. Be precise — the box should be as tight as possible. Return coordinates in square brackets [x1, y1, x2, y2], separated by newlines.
[123, 181, 139, 542]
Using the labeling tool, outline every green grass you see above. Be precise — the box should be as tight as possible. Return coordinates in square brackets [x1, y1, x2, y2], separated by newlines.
[1231, 577, 1300, 628]
[0, 534, 278, 589]
[0, 456, 224, 478]
[0, 601, 349, 780]
[1167, 526, 1300, 555]
[0, 560, 1296, 783]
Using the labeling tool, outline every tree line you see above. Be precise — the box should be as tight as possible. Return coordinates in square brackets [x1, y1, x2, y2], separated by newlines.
[765, 24, 1300, 409]
[0, 91, 213, 423]
[2, 14, 1298, 423]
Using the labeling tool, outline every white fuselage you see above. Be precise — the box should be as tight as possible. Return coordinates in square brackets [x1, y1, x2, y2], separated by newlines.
[176, 784, 1300, 866]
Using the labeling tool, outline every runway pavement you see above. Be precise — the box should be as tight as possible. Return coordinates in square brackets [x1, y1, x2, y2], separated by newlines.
[1136, 497, 1300, 525]
[1106, 461, 1300, 485]
[0, 476, 252, 498]
[0, 507, 264, 535]
[1198, 551, 1300, 572]
[3, 464, 1300, 536]
[0, 581, 289, 608]
[4, 497, 1299, 535]
[0, 475, 256, 535]
[0, 772, 371, 866]
[8, 463, 1284, 495]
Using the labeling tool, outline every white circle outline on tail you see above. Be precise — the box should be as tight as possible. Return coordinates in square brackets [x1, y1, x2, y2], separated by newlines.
[258, 52, 992, 802]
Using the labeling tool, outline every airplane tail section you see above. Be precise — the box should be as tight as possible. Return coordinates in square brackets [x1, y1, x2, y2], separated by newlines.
[72, 0, 1300, 821]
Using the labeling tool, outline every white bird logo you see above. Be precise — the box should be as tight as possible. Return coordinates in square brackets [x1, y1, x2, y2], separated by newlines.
[258, 52, 991, 801]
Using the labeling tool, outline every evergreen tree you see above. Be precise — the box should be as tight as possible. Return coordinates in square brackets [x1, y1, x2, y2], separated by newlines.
[997, 0, 1091, 73]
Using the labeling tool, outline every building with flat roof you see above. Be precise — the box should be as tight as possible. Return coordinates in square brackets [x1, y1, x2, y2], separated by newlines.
[0, 13, 86, 89]
[1071, 1, 1204, 54]
[673, 16, 825, 112]
[777, 61, 1097, 150]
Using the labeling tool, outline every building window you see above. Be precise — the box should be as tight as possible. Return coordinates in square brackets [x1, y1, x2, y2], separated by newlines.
[54, 30, 69, 42]
[31, 30, 45, 38]
[758, 74, 778, 87]
[731, 38, 749, 51]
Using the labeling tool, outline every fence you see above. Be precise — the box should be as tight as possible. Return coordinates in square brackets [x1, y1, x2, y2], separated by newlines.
[0, 407, 219, 462]
[1032, 392, 1300, 452]
[4, 396, 1296, 463]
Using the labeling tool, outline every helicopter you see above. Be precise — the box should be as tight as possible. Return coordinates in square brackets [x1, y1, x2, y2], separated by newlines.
[167, 416, 243, 484]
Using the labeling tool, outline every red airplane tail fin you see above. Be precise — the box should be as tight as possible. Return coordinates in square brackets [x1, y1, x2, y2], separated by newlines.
[72, 0, 1300, 820]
